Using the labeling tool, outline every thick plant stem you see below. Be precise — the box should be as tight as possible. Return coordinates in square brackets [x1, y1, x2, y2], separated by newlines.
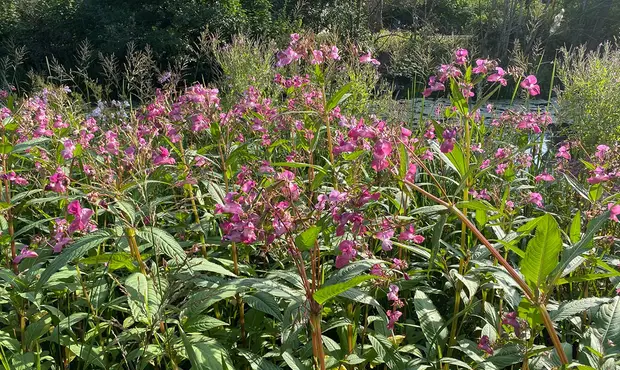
[404, 180, 569, 365]
[310, 309, 326, 370]
[539, 303, 569, 363]
[232, 242, 246, 347]
[125, 227, 147, 275]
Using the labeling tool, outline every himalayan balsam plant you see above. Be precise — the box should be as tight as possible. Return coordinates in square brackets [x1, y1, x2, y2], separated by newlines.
[0, 33, 618, 370]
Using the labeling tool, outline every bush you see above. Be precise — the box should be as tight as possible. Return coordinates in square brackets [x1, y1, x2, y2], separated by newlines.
[557, 41, 620, 145]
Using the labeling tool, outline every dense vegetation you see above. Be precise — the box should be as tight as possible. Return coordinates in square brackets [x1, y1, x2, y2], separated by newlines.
[0, 2, 619, 369]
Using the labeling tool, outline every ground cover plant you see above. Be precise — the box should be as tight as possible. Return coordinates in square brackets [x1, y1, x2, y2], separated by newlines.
[0, 33, 619, 370]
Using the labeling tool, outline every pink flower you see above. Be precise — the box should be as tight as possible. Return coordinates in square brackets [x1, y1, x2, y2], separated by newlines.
[520, 75, 540, 96]
[472, 59, 490, 74]
[528, 192, 544, 208]
[376, 228, 395, 251]
[290, 33, 300, 44]
[1, 171, 28, 186]
[495, 163, 508, 175]
[487, 67, 507, 86]
[153, 147, 176, 166]
[478, 335, 494, 355]
[404, 164, 417, 183]
[327, 46, 340, 60]
[424, 126, 435, 139]
[276, 47, 300, 67]
[359, 52, 380, 65]
[421, 150, 434, 161]
[587, 166, 611, 184]
[595, 145, 610, 161]
[371, 139, 393, 172]
[67, 200, 95, 234]
[455, 48, 468, 65]
[440, 129, 457, 153]
[422, 76, 445, 97]
[609, 203, 620, 222]
[370, 264, 385, 276]
[534, 172, 555, 182]
[13, 247, 38, 264]
[495, 147, 510, 159]
[310, 50, 324, 65]
[328, 189, 348, 203]
[480, 159, 491, 169]
[398, 225, 424, 244]
[386, 310, 402, 330]
[392, 258, 408, 270]
[387, 284, 399, 301]
[46, 168, 69, 193]
[53, 236, 72, 253]
[556, 144, 571, 160]
[61, 139, 76, 160]
[335, 240, 358, 268]
[502, 312, 521, 337]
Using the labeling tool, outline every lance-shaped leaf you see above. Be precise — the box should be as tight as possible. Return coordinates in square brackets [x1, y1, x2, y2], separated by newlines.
[520, 214, 562, 291]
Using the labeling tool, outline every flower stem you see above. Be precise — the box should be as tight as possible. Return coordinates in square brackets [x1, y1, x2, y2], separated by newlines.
[125, 227, 147, 275]
[404, 180, 569, 364]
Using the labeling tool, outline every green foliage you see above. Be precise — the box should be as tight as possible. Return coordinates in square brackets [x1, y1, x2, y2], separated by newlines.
[558, 41, 620, 145]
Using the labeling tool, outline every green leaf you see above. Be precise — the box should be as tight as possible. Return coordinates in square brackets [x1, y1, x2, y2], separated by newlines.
[294, 226, 321, 251]
[0, 330, 20, 352]
[397, 143, 408, 179]
[37, 230, 112, 288]
[271, 162, 327, 174]
[185, 286, 238, 316]
[182, 334, 233, 370]
[563, 173, 590, 202]
[80, 252, 137, 272]
[237, 349, 280, 370]
[184, 316, 229, 332]
[428, 213, 447, 275]
[368, 334, 406, 370]
[550, 211, 609, 285]
[282, 350, 309, 370]
[137, 227, 186, 262]
[589, 183, 603, 202]
[244, 292, 283, 322]
[11, 137, 49, 154]
[414, 290, 447, 358]
[183, 258, 236, 277]
[550, 297, 613, 322]
[520, 214, 562, 291]
[569, 210, 581, 244]
[313, 275, 380, 305]
[23, 314, 52, 349]
[125, 272, 151, 324]
[594, 296, 620, 346]
[0, 143, 13, 154]
[327, 82, 352, 111]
